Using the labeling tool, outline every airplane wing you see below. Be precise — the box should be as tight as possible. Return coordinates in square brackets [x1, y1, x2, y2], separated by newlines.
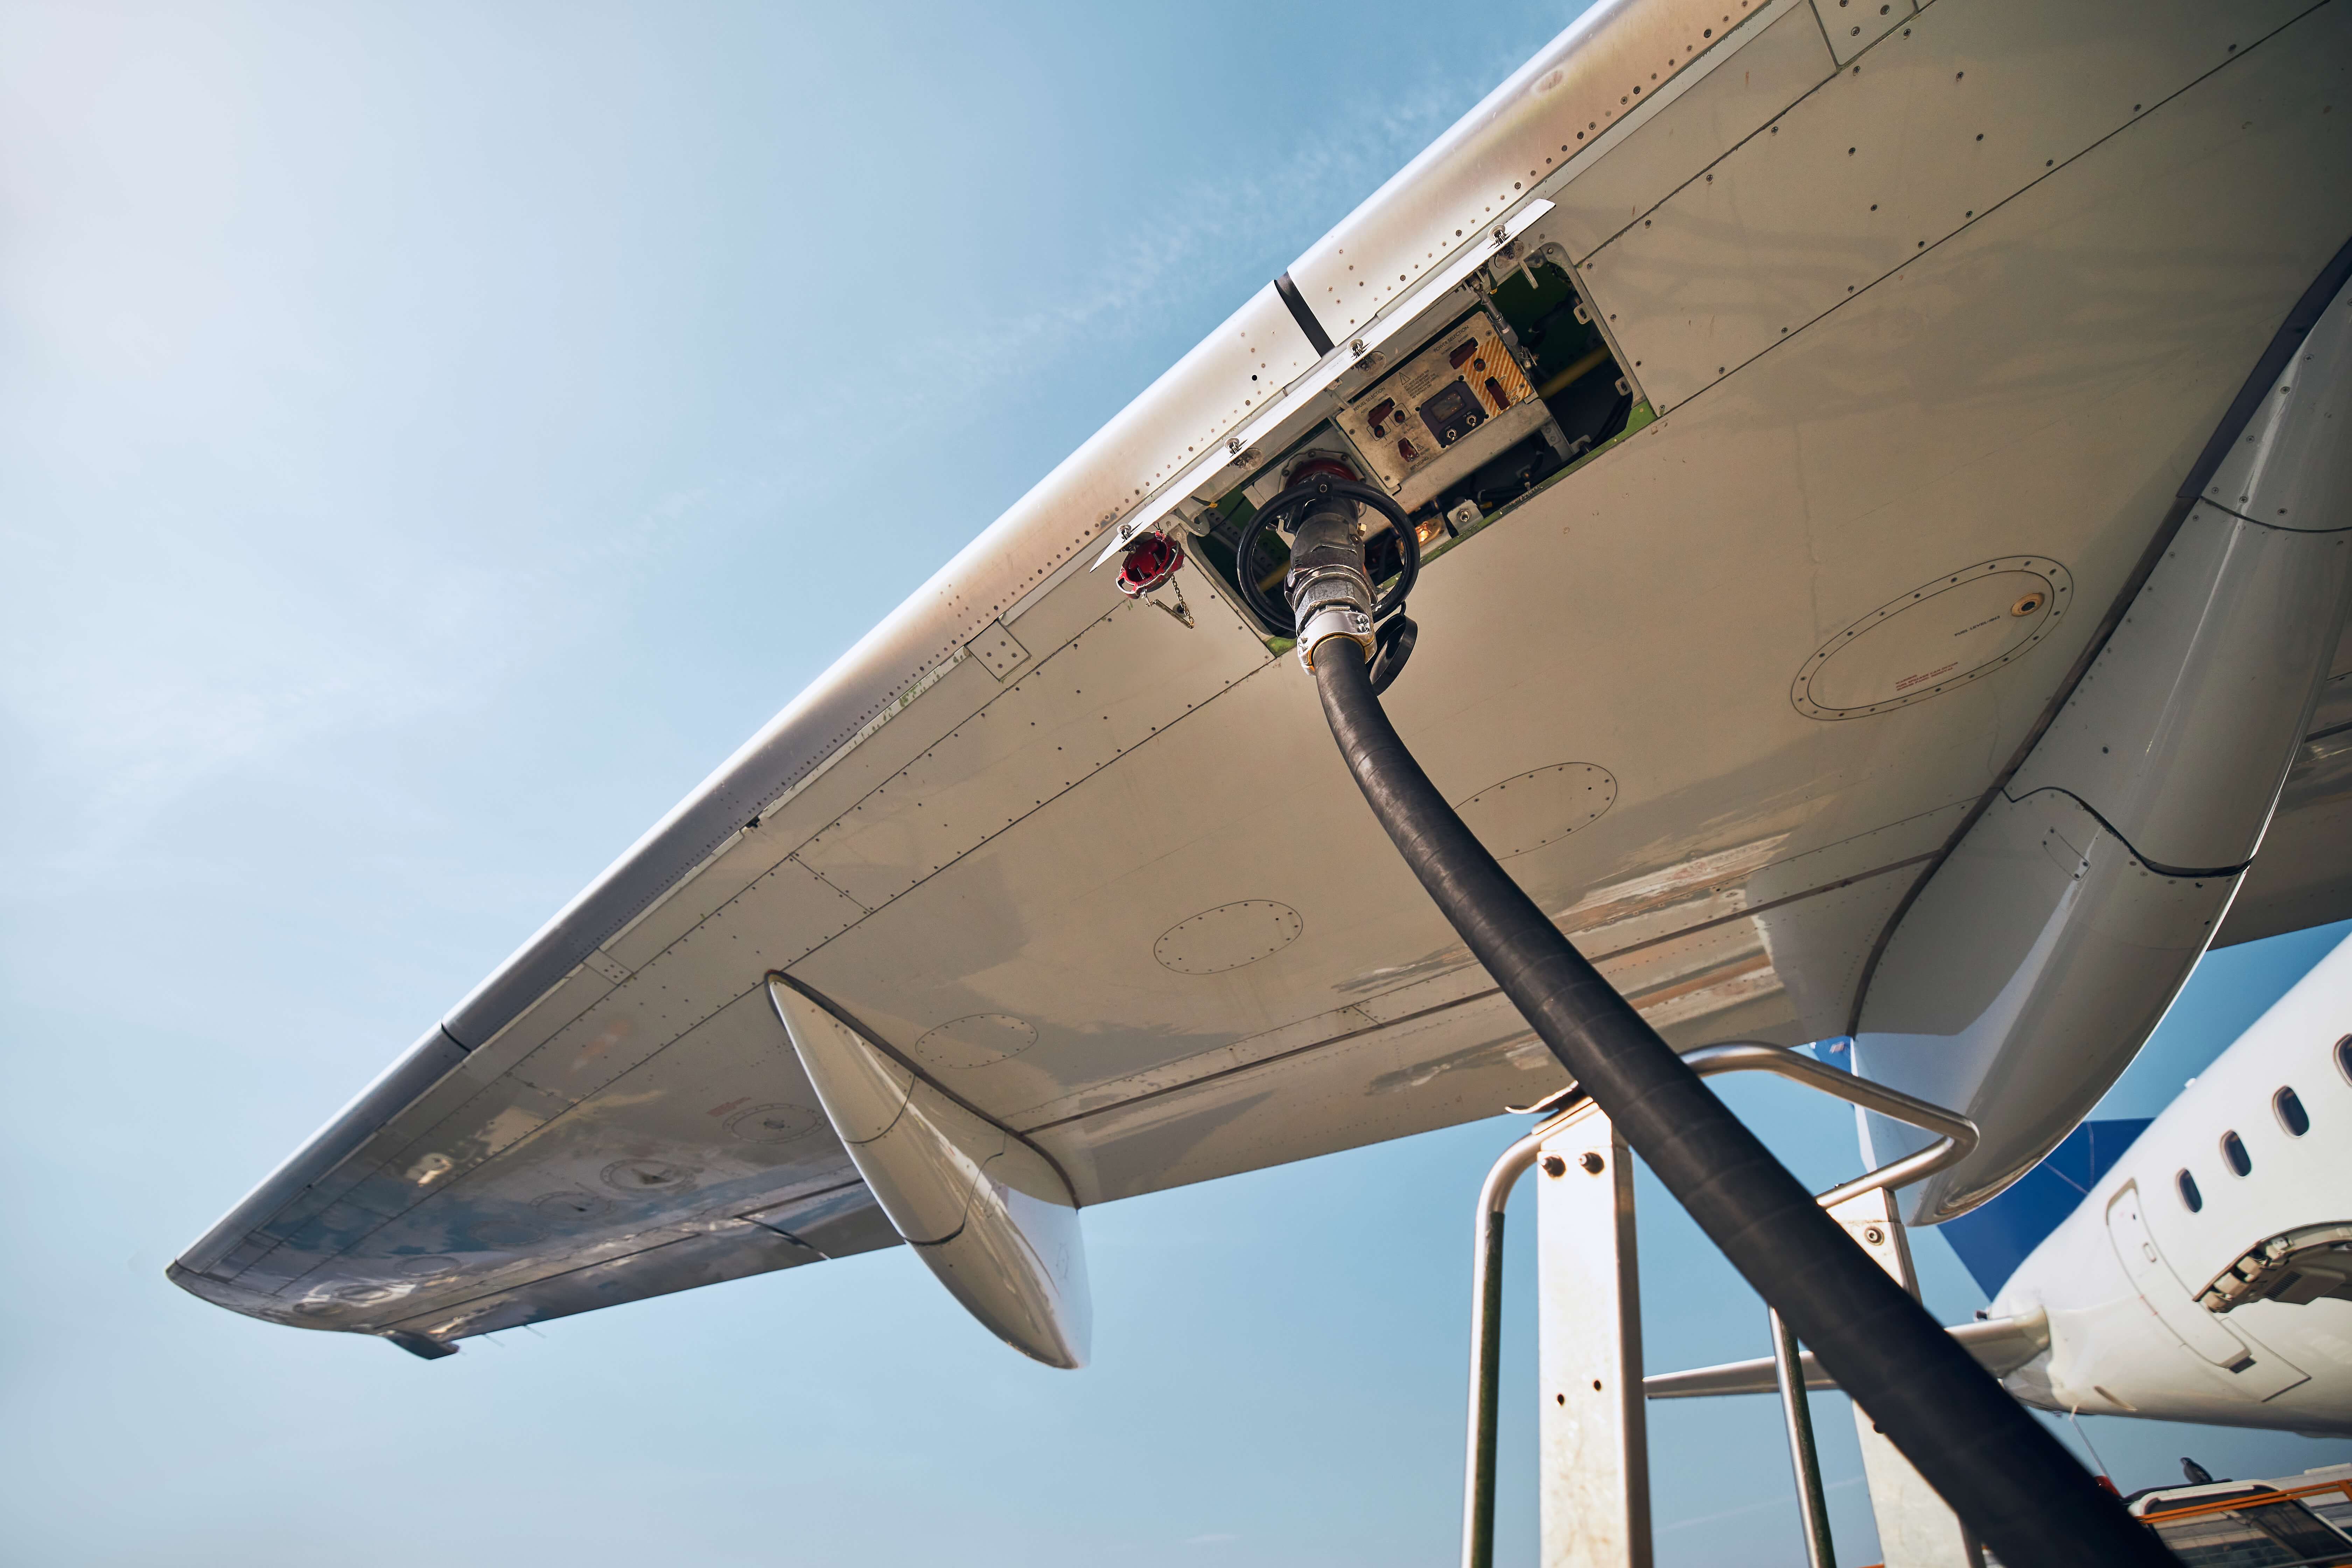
[173, 0, 2352, 1353]
[2218, 650, 2352, 948]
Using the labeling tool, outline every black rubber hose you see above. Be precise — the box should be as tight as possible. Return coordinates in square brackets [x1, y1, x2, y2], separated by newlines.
[1310, 639, 2174, 1568]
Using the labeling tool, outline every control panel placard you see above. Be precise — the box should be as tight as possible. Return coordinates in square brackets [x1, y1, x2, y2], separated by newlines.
[1333, 308, 1537, 494]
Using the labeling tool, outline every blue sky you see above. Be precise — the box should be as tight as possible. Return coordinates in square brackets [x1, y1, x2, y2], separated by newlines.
[2, 4, 2345, 1563]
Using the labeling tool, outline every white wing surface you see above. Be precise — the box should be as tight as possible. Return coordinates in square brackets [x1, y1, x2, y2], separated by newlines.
[173, 0, 2352, 1353]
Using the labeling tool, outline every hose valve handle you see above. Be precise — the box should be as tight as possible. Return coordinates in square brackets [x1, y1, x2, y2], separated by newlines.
[1230, 475, 1418, 673]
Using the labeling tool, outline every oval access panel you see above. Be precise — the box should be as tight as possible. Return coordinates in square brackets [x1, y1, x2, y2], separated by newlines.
[1454, 764, 1616, 858]
[600, 1158, 698, 1195]
[726, 1102, 823, 1143]
[914, 1015, 1038, 1070]
[1154, 901, 1304, 975]
[1792, 557, 2071, 720]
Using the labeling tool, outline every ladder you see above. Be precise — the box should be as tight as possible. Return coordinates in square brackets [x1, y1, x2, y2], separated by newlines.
[1461, 1041, 1986, 1568]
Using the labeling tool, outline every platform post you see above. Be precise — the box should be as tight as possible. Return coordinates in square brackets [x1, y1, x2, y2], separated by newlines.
[1833, 1186, 1983, 1568]
[1537, 1100, 1651, 1568]
[1773, 1304, 1837, 1568]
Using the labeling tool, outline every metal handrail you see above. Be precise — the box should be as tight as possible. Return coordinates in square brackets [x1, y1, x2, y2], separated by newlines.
[1460, 1042, 1980, 1568]
[1771, 1304, 1835, 1568]
[1675, 1042, 1981, 1205]
[1461, 1130, 1545, 1568]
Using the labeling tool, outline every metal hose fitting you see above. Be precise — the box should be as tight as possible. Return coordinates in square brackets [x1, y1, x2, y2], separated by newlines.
[1286, 489, 1376, 672]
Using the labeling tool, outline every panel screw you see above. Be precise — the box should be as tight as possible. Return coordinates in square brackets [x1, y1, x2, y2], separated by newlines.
[1580, 1152, 1606, 1174]
[1542, 1155, 1568, 1177]
[1864, 1226, 1886, 1244]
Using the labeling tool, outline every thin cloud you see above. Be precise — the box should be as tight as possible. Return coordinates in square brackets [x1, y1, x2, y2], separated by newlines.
[1656, 1474, 1866, 1534]
[782, 66, 1503, 489]
[0, 20, 1557, 885]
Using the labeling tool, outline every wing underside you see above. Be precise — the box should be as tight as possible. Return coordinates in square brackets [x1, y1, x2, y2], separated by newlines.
[173, 0, 2352, 1350]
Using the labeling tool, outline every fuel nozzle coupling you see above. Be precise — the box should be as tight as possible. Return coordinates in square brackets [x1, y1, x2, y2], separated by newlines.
[1285, 488, 1376, 673]
[1229, 467, 1418, 687]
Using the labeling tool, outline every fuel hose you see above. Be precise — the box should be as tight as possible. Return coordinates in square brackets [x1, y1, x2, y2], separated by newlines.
[1310, 637, 2174, 1568]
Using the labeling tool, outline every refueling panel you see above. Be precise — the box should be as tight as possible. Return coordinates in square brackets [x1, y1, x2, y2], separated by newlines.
[1177, 250, 1642, 642]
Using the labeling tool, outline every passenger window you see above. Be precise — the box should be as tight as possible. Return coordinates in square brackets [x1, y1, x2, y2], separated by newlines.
[2338, 1035, 2352, 1086]
[2178, 1169, 2203, 1212]
[2276, 1086, 2311, 1136]
[2221, 1130, 2252, 1176]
